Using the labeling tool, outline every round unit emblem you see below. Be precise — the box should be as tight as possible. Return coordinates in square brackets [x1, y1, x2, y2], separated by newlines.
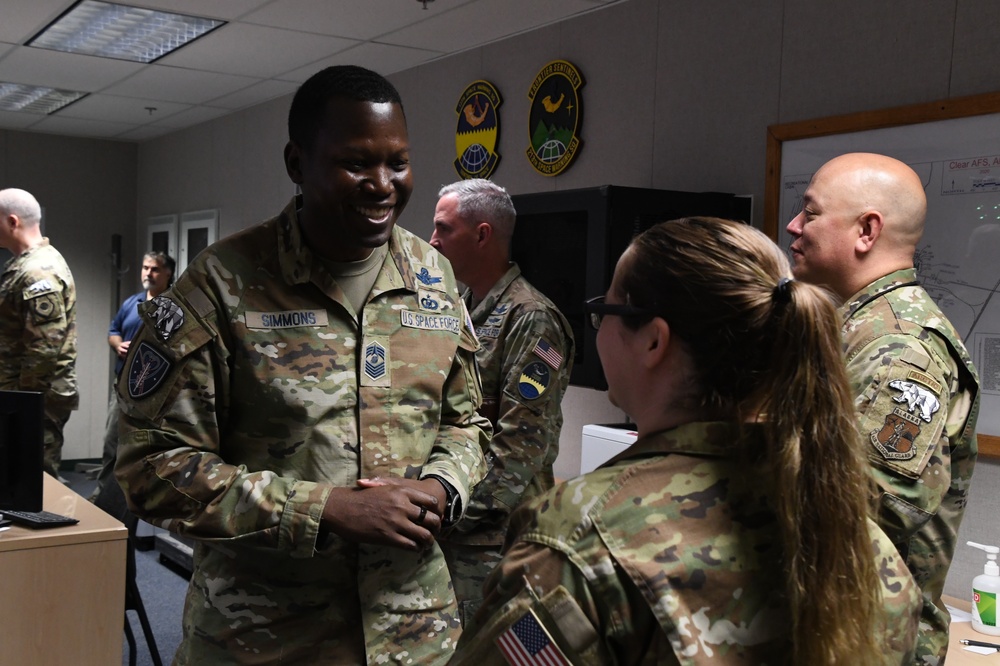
[525, 60, 584, 176]
[454, 80, 502, 179]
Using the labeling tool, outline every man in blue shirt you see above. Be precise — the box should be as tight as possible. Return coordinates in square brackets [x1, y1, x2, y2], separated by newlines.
[91, 251, 174, 508]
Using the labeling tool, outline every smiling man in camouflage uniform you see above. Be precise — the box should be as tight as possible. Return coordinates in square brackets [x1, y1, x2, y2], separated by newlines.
[0, 188, 77, 479]
[787, 152, 980, 663]
[430, 178, 574, 624]
[115, 66, 489, 665]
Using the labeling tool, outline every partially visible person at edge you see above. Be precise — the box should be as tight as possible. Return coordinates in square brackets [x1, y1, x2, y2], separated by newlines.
[114, 65, 490, 665]
[0, 187, 77, 480]
[428, 178, 575, 624]
[450, 217, 920, 665]
[786, 152, 980, 663]
[89, 251, 174, 514]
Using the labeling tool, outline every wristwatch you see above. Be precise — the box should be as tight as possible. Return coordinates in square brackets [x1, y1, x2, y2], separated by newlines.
[424, 474, 463, 528]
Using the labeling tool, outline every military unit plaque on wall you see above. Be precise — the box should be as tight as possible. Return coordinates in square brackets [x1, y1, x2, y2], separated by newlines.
[526, 59, 584, 176]
[454, 80, 502, 179]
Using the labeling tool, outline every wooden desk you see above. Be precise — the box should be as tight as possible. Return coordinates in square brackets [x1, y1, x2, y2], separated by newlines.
[946, 595, 1000, 665]
[0, 474, 127, 666]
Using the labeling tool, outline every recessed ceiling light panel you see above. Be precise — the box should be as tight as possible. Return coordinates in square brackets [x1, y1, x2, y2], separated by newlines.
[0, 82, 87, 115]
[28, 0, 225, 64]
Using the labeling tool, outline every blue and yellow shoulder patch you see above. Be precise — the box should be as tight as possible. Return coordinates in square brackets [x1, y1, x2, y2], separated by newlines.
[518, 361, 551, 400]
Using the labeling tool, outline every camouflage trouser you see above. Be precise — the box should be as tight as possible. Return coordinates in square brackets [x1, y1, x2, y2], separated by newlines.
[89, 387, 130, 521]
[441, 542, 504, 627]
[42, 398, 73, 479]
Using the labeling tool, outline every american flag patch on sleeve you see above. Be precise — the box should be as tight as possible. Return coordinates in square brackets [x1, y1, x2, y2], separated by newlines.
[532, 337, 563, 370]
[495, 608, 569, 666]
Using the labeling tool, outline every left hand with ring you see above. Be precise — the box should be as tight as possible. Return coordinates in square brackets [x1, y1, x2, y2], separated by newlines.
[319, 477, 443, 551]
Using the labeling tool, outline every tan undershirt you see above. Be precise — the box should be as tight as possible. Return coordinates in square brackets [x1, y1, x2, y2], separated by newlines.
[320, 244, 388, 318]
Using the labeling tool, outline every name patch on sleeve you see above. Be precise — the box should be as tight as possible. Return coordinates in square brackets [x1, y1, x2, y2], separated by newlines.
[400, 310, 460, 334]
[245, 310, 329, 330]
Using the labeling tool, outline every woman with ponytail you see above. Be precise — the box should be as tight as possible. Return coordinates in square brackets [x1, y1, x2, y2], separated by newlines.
[450, 217, 920, 665]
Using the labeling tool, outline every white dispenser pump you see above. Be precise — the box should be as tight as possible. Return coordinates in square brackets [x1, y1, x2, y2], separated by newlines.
[968, 541, 1000, 636]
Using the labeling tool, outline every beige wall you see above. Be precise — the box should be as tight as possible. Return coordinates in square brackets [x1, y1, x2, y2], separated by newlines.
[4, 0, 994, 601]
[1, 129, 137, 469]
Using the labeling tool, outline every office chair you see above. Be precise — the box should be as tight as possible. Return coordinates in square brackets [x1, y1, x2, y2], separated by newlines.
[123, 510, 163, 666]
[94, 477, 163, 666]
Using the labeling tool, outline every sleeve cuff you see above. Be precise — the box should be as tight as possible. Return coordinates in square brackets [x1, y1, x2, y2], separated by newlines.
[278, 479, 333, 558]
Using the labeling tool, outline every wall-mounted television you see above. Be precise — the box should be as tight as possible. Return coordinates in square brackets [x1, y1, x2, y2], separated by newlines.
[511, 185, 752, 390]
[0, 390, 45, 512]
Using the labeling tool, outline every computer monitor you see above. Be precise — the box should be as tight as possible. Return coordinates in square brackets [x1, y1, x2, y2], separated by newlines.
[511, 185, 753, 390]
[0, 390, 45, 512]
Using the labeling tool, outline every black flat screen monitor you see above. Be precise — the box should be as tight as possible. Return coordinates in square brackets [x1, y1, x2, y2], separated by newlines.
[0, 390, 45, 512]
[511, 185, 752, 390]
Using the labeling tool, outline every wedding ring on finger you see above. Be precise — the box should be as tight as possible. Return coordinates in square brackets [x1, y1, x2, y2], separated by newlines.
[416, 506, 427, 525]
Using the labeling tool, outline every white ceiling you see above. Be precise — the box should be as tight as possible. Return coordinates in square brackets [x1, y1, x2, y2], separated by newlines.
[0, 0, 620, 142]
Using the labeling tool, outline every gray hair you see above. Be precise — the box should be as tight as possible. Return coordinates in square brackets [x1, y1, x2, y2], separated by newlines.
[0, 188, 42, 227]
[144, 251, 176, 286]
[437, 178, 516, 242]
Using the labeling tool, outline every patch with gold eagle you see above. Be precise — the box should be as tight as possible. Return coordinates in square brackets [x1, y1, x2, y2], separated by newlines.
[526, 59, 584, 176]
[863, 362, 946, 479]
[454, 79, 502, 180]
[518, 361, 551, 400]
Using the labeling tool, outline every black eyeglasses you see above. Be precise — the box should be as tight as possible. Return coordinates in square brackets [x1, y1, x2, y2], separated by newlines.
[584, 295, 656, 331]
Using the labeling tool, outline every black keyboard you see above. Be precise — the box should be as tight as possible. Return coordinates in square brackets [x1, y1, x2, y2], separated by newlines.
[1, 509, 79, 529]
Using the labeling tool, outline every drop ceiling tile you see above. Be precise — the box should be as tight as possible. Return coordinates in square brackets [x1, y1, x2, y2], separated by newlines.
[104, 65, 259, 104]
[55, 93, 190, 124]
[152, 105, 231, 129]
[203, 79, 299, 110]
[282, 42, 444, 82]
[0, 109, 46, 130]
[243, 0, 478, 40]
[0, 0, 628, 138]
[29, 114, 140, 139]
[122, 0, 272, 21]
[0, 46, 143, 91]
[157, 22, 359, 78]
[386, 0, 607, 52]
[0, 0, 68, 43]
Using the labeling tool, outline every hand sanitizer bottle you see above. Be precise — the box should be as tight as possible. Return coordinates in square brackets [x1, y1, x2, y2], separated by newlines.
[968, 541, 1000, 636]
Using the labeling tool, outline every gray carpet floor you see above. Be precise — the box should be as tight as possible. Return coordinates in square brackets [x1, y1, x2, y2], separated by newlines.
[65, 470, 187, 666]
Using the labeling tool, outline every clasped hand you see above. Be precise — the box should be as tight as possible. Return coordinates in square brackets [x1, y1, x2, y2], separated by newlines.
[321, 477, 446, 551]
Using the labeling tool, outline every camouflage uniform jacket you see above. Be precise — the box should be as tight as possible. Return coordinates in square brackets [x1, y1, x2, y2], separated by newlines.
[445, 263, 575, 546]
[841, 268, 980, 661]
[0, 239, 78, 407]
[115, 197, 490, 665]
[450, 422, 920, 665]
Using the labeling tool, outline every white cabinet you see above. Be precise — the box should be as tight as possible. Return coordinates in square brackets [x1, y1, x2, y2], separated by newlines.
[580, 424, 637, 474]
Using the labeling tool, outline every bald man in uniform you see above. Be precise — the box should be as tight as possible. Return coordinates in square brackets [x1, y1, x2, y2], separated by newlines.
[0, 188, 77, 479]
[786, 152, 980, 663]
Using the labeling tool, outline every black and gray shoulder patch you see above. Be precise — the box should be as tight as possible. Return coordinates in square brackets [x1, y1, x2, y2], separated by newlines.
[127, 341, 173, 399]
